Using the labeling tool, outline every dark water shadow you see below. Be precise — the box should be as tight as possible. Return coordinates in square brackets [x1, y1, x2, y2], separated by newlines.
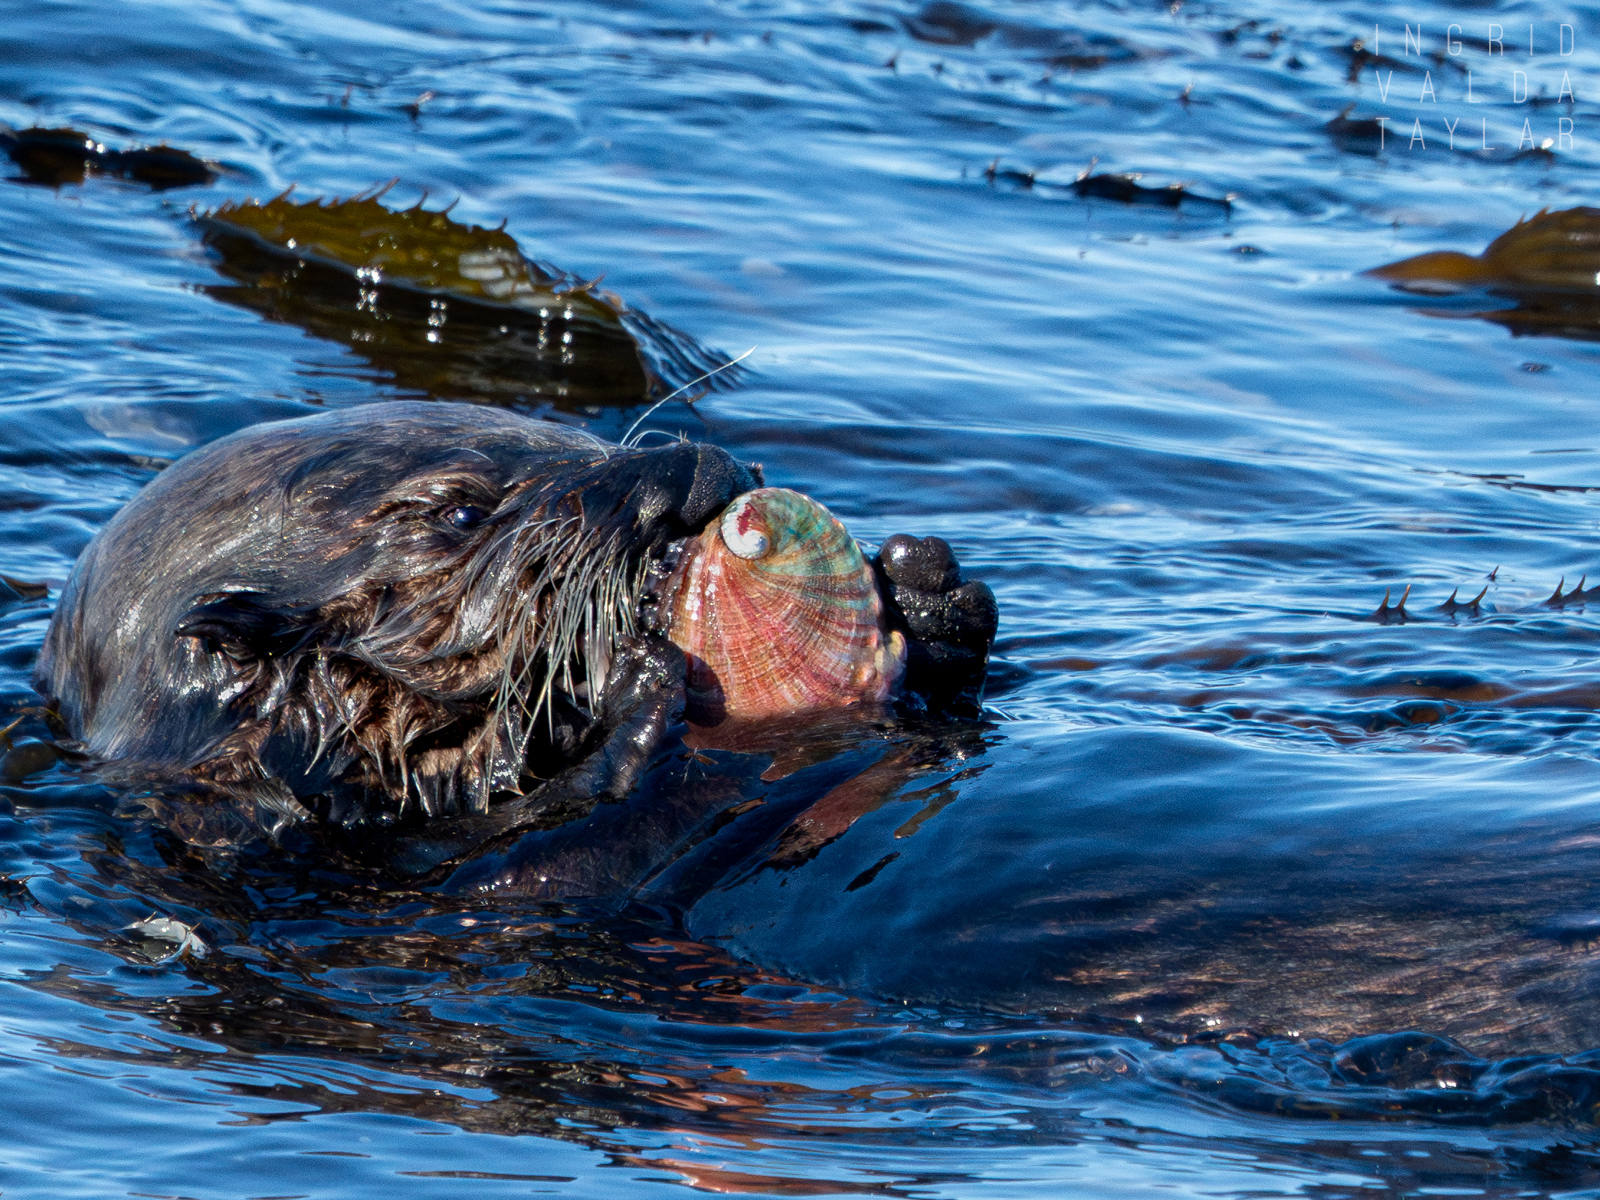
[901, 0, 1151, 70]
[1426, 293, 1600, 344]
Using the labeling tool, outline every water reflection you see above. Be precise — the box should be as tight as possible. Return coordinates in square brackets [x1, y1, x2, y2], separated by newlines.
[13, 790, 1600, 1197]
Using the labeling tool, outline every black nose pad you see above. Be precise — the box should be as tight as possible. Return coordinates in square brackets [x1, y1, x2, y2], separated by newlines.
[629, 443, 757, 534]
[682, 445, 758, 530]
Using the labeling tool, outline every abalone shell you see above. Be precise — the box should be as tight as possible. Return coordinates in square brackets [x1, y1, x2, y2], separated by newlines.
[662, 488, 906, 722]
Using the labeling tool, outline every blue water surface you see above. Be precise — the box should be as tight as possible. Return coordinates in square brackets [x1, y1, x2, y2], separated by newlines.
[7, 0, 1600, 1194]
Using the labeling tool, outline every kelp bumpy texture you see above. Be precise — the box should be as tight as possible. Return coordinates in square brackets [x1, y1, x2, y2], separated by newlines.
[195, 190, 740, 408]
[36, 403, 996, 874]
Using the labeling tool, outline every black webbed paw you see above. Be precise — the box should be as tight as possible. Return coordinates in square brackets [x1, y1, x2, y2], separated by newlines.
[873, 534, 998, 715]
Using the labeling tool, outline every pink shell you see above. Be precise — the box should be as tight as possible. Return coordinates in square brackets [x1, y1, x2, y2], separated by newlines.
[663, 488, 906, 722]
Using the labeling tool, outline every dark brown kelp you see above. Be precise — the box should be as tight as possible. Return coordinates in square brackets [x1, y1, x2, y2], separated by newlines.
[197, 188, 742, 409]
[982, 160, 1232, 212]
[1368, 208, 1600, 341]
[0, 125, 214, 190]
[1070, 171, 1232, 211]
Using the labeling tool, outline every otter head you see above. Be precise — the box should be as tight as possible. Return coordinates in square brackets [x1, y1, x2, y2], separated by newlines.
[39, 401, 757, 827]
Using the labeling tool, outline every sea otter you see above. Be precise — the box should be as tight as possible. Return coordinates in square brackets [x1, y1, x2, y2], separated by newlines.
[35, 402, 996, 876]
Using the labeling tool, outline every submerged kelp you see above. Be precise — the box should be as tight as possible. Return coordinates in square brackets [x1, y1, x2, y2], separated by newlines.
[198, 191, 740, 408]
[898, 0, 1154, 71]
[1369, 208, 1600, 340]
[0, 125, 214, 190]
[981, 162, 1233, 212]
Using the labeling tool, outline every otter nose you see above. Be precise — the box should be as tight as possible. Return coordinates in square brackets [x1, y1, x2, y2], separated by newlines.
[633, 443, 760, 534]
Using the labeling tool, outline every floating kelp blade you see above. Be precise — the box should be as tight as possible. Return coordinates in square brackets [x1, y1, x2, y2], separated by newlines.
[1368, 208, 1600, 342]
[1370, 207, 1600, 292]
[1343, 573, 1600, 621]
[196, 192, 743, 409]
[1364, 584, 1412, 625]
[1435, 586, 1488, 617]
[0, 125, 214, 190]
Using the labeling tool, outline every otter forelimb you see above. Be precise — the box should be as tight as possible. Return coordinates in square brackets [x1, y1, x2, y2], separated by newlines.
[375, 636, 687, 877]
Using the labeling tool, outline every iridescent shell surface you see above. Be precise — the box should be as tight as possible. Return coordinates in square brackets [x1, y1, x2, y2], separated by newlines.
[663, 488, 906, 722]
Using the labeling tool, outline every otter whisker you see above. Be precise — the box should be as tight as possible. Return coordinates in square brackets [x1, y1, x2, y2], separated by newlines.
[467, 514, 646, 787]
[620, 346, 756, 448]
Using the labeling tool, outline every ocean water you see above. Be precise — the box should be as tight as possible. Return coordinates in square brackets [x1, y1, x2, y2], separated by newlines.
[5, 0, 1600, 1194]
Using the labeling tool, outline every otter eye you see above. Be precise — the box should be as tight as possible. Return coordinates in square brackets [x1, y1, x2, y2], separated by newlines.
[719, 496, 770, 559]
[443, 505, 487, 531]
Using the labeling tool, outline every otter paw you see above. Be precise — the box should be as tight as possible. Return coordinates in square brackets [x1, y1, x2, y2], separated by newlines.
[873, 534, 997, 713]
[379, 636, 687, 878]
[581, 634, 687, 798]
